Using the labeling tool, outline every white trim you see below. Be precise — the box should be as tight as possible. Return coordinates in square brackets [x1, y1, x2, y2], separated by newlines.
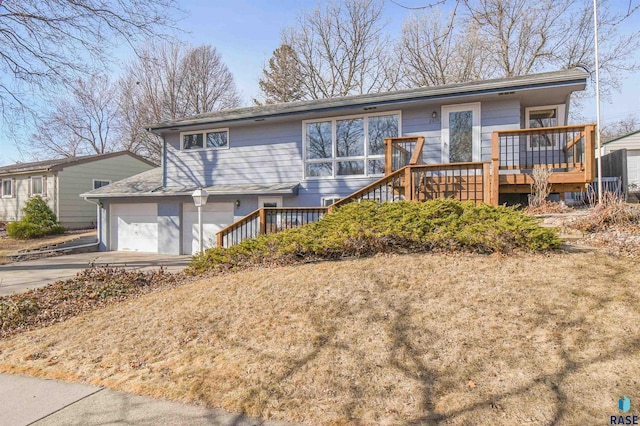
[302, 110, 402, 180]
[524, 104, 565, 150]
[258, 196, 283, 208]
[30, 175, 44, 196]
[321, 196, 341, 207]
[180, 127, 230, 152]
[92, 178, 112, 190]
[441, 102, 481, 163]
[1, 178, 12, 198]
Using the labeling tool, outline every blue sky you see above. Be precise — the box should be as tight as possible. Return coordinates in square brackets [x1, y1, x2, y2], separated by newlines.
[1, 0, 638, 165]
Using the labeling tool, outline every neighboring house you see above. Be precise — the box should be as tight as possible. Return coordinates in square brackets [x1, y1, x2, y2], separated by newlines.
[0, 151, 156, 229]
[83, 69, 595, 254]
[601, 130, 640, 198]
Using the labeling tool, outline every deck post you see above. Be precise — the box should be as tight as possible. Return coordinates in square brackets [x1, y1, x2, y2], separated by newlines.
[404, 166, 413, 201]
[258, 208, 266, 235]
[482, 162, 491, 204]
[584, 124, 596, 183]
[216, 232, 223, 248]
[384, 138, 393, 175]
[490, 131, 500, 206]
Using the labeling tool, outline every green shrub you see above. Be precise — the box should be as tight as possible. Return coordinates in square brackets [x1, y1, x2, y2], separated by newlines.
[6, 196, 66, 239]
[188, 200, 561, 275]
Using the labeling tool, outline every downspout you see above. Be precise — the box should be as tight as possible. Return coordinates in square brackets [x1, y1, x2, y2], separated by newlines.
[84, 198, 104, 250]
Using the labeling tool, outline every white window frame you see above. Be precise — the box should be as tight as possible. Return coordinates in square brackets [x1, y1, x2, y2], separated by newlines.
[258, 196, 283, 208]
[1, 179, 12, 198]
[321, 196, 341, 207]
[92, 179, 112, 190]
[525, 104, 565, 150]
[441, 102, 482, 163]
[180, 128, 230, 152]
[302, 110, 402, 180]
[30, 176, 44, 196]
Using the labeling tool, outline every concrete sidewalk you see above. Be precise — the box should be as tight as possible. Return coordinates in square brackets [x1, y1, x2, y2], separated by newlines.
[0, 373, 296, 426]
[0, 252, 190, 296]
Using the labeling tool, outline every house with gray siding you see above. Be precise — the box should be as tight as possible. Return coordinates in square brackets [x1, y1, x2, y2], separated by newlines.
[0, 151, 155, 229]
[83, 69, 594, 254]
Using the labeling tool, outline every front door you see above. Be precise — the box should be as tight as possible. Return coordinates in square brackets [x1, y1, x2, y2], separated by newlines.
[441, 103, 481, 163]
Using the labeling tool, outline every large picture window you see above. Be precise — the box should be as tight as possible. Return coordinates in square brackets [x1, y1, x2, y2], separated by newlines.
[181, 128, 229, 151]
[304, 112, 400, 178]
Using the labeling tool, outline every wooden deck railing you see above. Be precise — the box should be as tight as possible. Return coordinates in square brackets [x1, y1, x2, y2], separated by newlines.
[216, 207, 329, 248]
[492, 124, 595, 191]
[331, 162, 492, 209]
[384, 136, 425, 175]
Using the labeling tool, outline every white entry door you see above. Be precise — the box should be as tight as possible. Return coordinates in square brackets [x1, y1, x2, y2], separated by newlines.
[183, 202, 234, 255]
[441, 103, 481, 163]
[111, 203, 158, 252]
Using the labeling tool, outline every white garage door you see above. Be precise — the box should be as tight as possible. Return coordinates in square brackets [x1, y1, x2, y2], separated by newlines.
[628, 150, 640, 185]
[110, 203, 158, 252]
[183, 203, 234, 255]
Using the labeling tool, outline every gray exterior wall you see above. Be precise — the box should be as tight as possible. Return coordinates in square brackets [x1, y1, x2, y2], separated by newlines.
[163, 98, 522, 208]
[165, 99, 521, 208]
[57, 155, 154, 228]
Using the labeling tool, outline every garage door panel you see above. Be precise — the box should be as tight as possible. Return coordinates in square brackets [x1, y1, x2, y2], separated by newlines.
[628, 150, 640, 185]
[183, 203, 234, 255]
[111, 203, 158, 253]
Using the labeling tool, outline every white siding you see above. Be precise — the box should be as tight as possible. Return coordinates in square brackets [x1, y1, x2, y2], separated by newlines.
[0, 173, 57, 222]
[603, 132, 640, 154]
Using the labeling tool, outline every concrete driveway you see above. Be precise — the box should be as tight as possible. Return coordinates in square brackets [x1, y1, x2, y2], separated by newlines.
[0, 252, 191, 296]
[0, 373, 293, 426]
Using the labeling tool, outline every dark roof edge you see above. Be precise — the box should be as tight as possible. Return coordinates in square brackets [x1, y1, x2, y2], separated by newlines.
[49, 151, 157, 171]
[149, 69, 588, 132]
[0, 151, 157, 176]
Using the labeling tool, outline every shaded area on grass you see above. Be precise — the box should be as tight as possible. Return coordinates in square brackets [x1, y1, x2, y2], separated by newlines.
[1, 253, 637, 425]
[189, 200, 561, 275]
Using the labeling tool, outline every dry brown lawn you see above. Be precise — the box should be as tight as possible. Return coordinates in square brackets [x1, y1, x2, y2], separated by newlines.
[0, 251, 638, 425]
[0, 230, 96, 265]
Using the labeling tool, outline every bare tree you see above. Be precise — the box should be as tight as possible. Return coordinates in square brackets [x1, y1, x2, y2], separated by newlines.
[398, 9, 492, 87]
[257, 44, 305, 104]
[118, 41, 241, 162]
[283, 0, 395, 99]
[183, 45, 242, 113]
[0, 0, 179, 120]
[27, 76, 123, 159]
[601, 115, 640, 142]
[392, 0, 640, 106]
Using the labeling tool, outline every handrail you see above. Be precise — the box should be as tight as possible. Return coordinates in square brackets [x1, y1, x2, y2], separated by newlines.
[330, 167, 407, 209]
[217, 208, 261, 240]
[216, 206, 329, 248]
[495, 124, 596, 135]
[331, 161, 492, 210]
[491, 123, 597, 193]
[384, 136, 425, 175]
